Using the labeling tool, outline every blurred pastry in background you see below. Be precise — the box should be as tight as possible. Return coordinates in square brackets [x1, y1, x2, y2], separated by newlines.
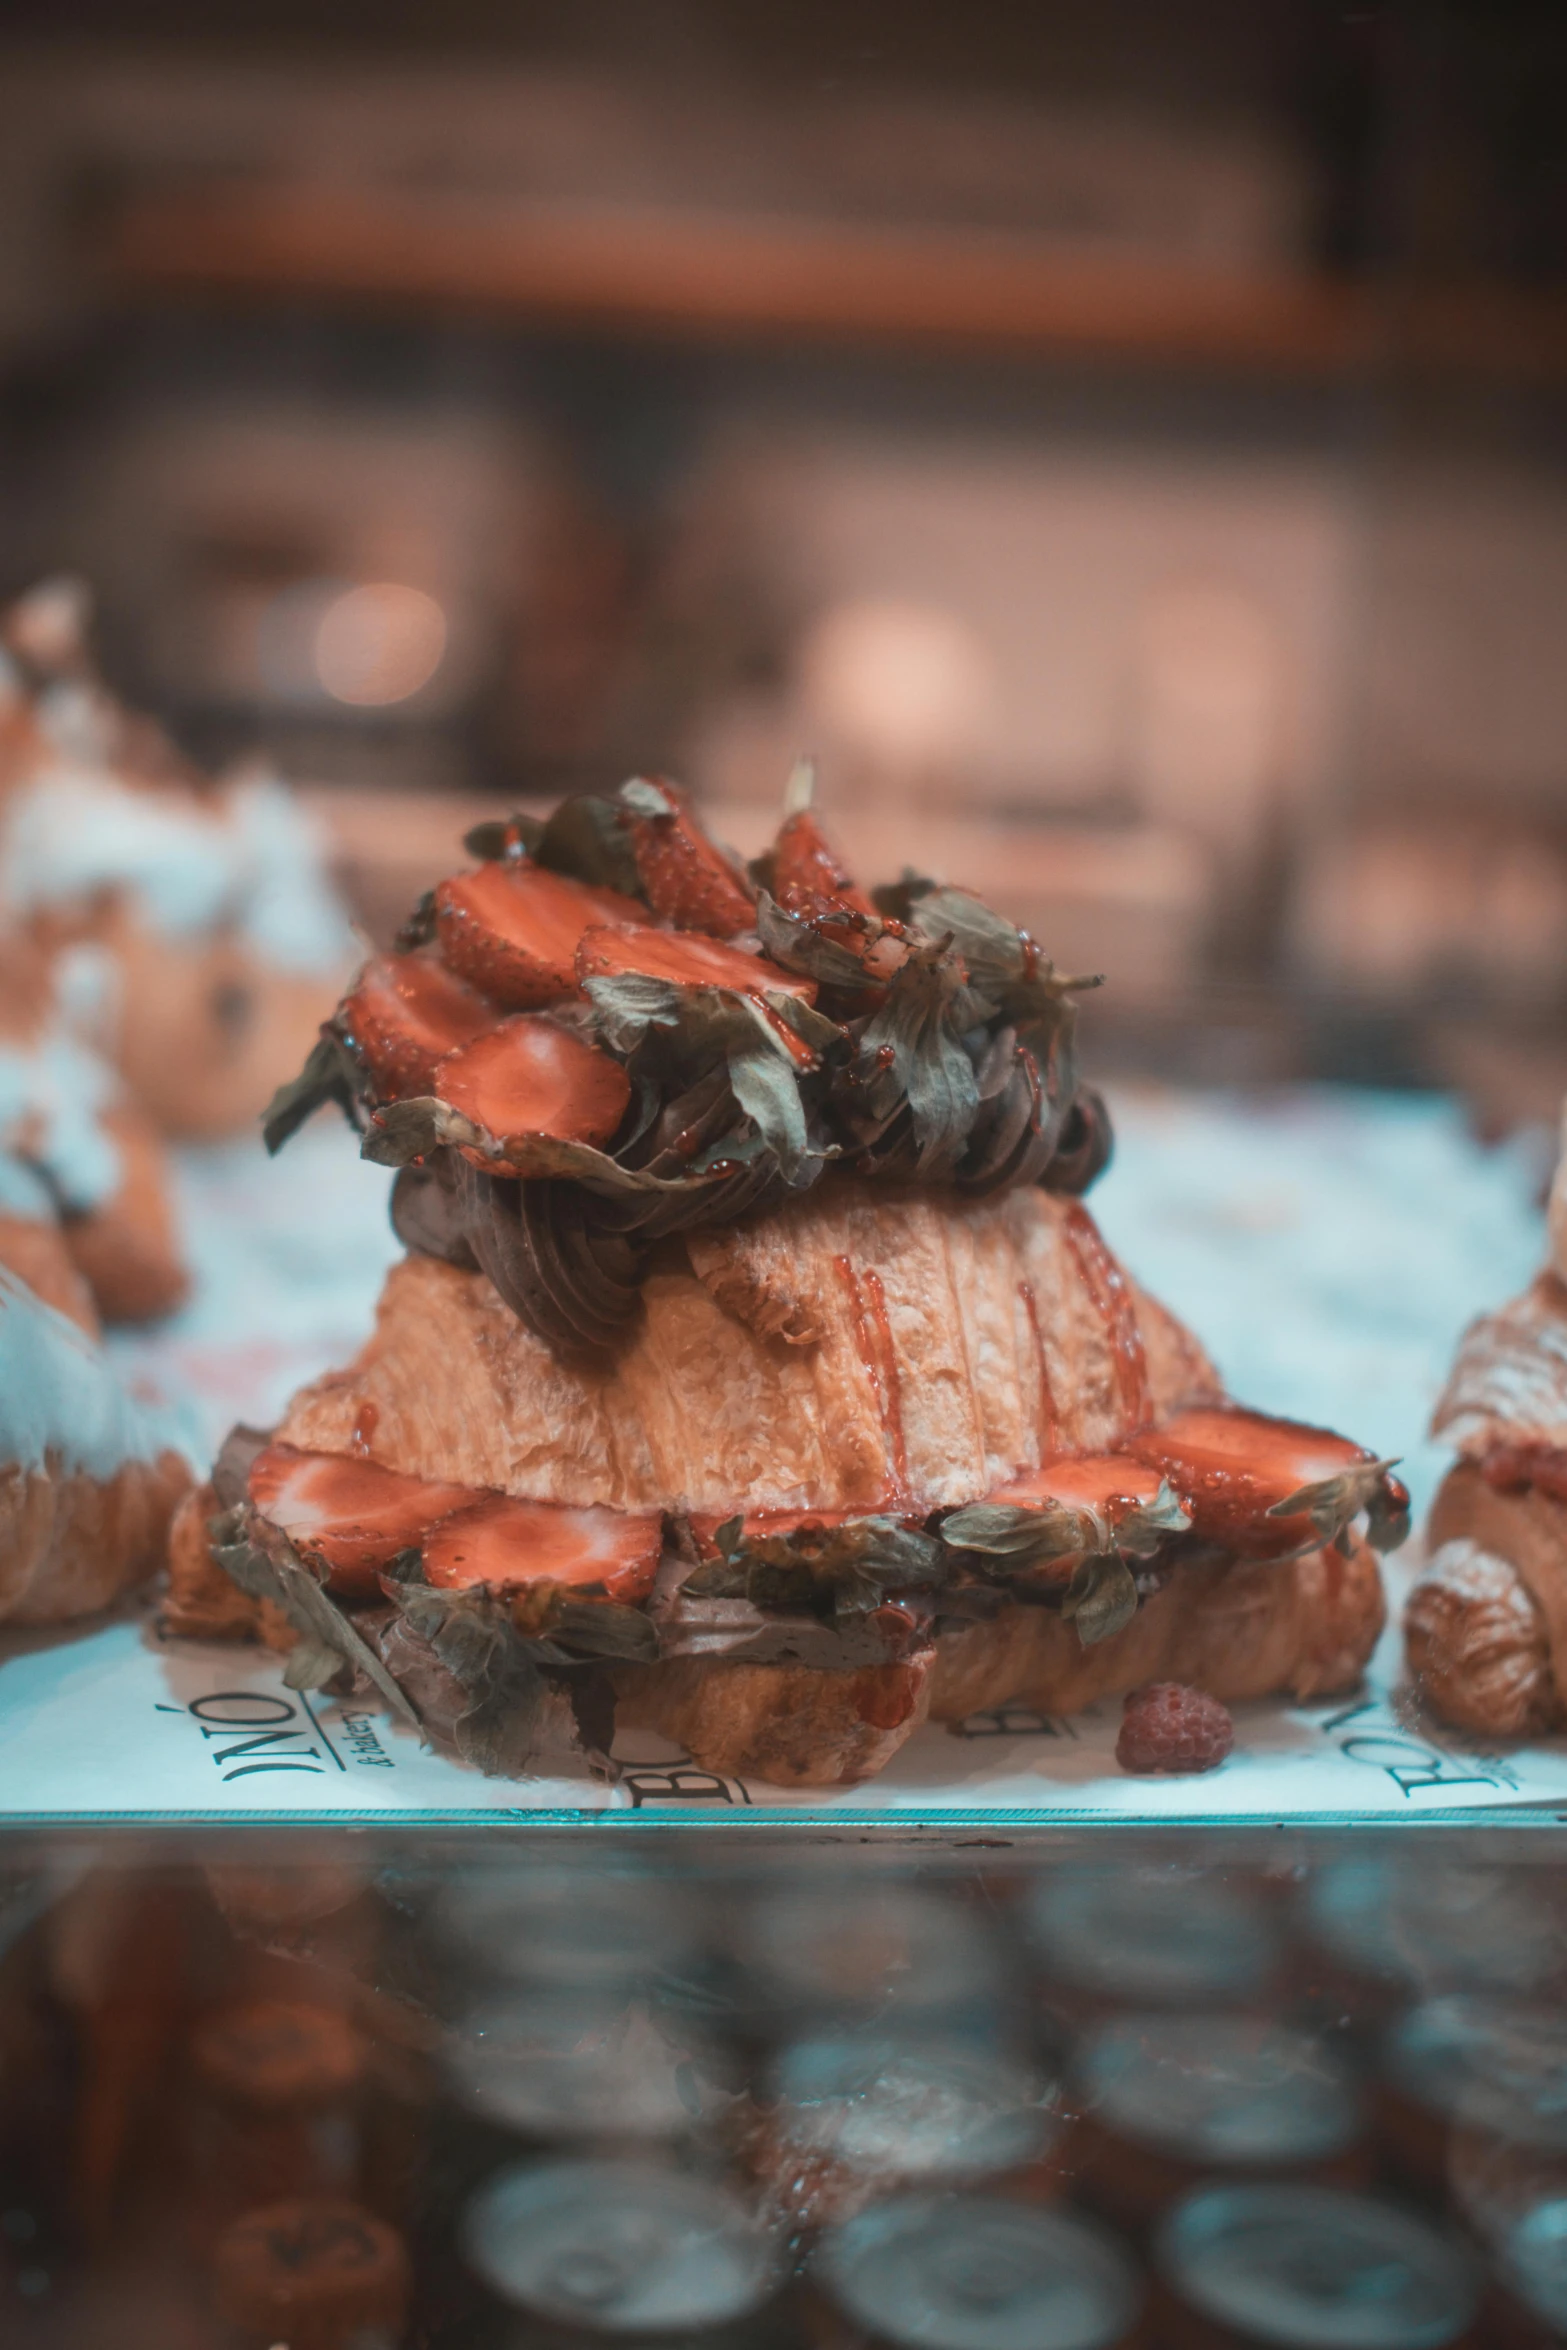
[0, 1260, 191, 1624]
[1405, 1101, 1567, 1739]
[0, 932, 187, 1324]
[0, 576, 353, 1141]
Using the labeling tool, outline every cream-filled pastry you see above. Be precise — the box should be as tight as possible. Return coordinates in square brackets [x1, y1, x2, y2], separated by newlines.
[0, 1264, 191, 1623]
[1406, 1103, 1567, 1738]
[0, 932, 186, 1324]
[0, 579, 352, 1140]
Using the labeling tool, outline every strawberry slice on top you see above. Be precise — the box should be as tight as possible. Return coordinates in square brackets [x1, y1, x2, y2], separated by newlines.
[622, 778, 756, 937]
[339, 954, 498, 1100]
[434, 860, 644, 1009]
[576, 922, 816, 1003]
[772, 807, 877, 921]
[432, 1018, 631, 1163]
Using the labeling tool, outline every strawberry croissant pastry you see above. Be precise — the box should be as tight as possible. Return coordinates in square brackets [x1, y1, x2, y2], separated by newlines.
[170, 772, 1407, 1784]
[1405, 1106, 1567, 1740]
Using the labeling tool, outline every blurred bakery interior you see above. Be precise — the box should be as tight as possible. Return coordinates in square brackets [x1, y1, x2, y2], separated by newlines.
[0, 0, 1563, 1121]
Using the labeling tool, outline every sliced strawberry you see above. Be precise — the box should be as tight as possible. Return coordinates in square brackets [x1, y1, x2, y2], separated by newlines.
[687, 1507, 867, 1562]
[339, 954, 498, 1100]
[992, 1453, 1173, 1525]
[434, 1018, 630, 1160]
[772, 808, 876, 921]
[248, 1443, 478, 1598]
[422, 1495, 663, 1603]
[577, 922, 816, 1004]
[1124, 1407, 1383, 1560]
[623, 779, 756, 937]
[434, 861, 644, 1009]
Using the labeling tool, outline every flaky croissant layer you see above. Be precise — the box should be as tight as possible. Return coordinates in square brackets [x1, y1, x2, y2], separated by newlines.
[278, 1182, 1220, 1518]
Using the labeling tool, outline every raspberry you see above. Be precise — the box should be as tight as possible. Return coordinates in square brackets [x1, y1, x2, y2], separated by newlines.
[1115, 1682, 1234, 1775]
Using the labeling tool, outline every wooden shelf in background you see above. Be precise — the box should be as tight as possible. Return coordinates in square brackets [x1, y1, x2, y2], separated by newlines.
[101, 184, 1378, 374]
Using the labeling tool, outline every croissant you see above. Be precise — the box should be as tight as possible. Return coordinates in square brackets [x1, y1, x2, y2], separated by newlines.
[0, 933, 187, 1324]
[0, 1265, 191, 1623]
[1403, 1105, 1567, 1740]
[179, 780, 1402, 1785]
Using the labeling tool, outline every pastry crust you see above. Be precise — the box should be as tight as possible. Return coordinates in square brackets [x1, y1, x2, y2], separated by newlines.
[1404, 1535, 1557, 1740]
[103, 911, 336, 1145]
[1411, 1236, 1567, 1741]
[0, 932, 188, 1325]
[0, 1213, 98, 1334]
[279, 1185, 1223, 1517]
[1549, 1099, 1567, 1288]
[1422, 1462, 1567, 1731]
[931, 1535, 1384, 1721]
[163, 1481, 262, 1640]
[59, 1104, 188, 1325]
[613, 1650, 935, 1785]
[1430, 1272, 1567, 1460]
[0, 1446, 191, 1623]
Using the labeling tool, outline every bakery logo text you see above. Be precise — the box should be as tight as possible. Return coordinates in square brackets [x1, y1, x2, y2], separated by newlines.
[1312, 1693, 1521, 1797]
[618, 1757, 751, 1807]
[156, 1689, 392, 1782]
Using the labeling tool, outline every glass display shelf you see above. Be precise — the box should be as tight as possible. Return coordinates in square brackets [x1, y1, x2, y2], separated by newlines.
[0, 1821, 1564, 2349]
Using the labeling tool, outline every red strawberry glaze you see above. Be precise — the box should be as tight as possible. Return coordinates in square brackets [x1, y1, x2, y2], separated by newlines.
[433, 1017, 630, 1160]
[1123, 1406, 1376, 1559]
[435, 862, 643, 1009]
[623, 780, 756, 937]
[423, 1495, 662, 1603]
[339, 955, 498, 1100]
[576, 922, 816, 1004]
[851, 1659, 930, 1731]
[1061, 1204, 1149, 1431]
[990, 1452, 1171, 1525]
[248, 1444, 477, 1598]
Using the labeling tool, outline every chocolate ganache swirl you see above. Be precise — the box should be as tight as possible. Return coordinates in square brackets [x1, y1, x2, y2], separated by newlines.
[264, 770, 1113, 1362]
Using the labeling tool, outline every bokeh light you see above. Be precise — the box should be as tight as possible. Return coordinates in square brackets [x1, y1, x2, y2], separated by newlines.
[313, 582, 447, 707]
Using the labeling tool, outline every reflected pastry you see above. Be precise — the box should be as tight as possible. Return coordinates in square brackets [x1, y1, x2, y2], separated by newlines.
[0, 931, 187, 1324]
[0, 577, 352, 1140]
[0, 1263, 191, 1623]
[1405, 1104, 1567, 1738]
[175, 772, 1405, 1784]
